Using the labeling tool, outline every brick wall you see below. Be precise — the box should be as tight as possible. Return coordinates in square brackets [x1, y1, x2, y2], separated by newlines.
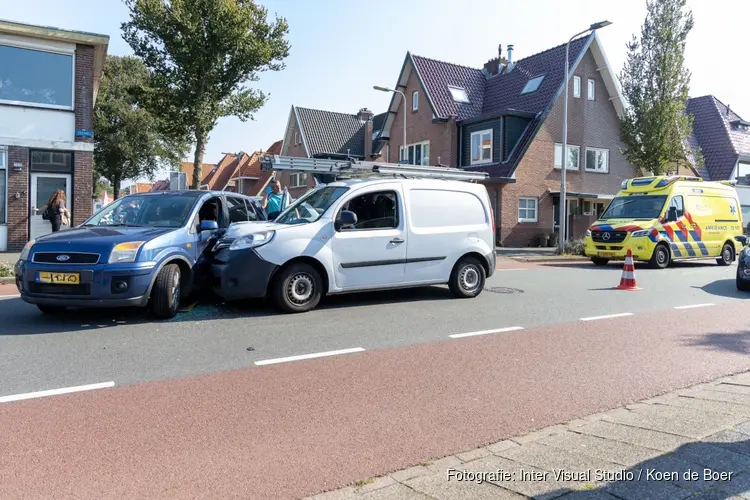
[279, 111, 316, 197]
[6, 146, 29, 251]
[498, 48, 638, 247]
[74, 44, 95, 144]
[73, 151, 93, 224]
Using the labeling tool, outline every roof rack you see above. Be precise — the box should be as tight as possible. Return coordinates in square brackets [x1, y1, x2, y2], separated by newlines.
[259, 155, 489, 182]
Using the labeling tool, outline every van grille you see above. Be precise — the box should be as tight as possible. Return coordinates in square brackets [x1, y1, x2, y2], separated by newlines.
[591, 231, 627, 244]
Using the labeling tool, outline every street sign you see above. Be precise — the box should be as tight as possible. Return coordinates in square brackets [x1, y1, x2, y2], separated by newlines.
[75, 129, 94, 139]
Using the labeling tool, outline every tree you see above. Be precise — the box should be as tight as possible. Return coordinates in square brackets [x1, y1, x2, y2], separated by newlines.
[94, 55, 188, 199]
[93, 177, 114, 199]
[619, 0, 701, 176]
[122, 0, 291, 189]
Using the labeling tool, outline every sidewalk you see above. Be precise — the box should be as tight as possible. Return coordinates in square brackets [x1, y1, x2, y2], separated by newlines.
[496, 247, 588, 263]
[308, 371, 750, 500]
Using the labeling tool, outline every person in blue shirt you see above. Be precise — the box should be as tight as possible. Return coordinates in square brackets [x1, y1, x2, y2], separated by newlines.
[264, 180, 284, 220]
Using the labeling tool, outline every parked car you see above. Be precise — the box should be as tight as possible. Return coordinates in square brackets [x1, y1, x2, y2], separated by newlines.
[211, 177, 496, 313]
[14, 190, 266, 319]
[736, 234, 750, 291]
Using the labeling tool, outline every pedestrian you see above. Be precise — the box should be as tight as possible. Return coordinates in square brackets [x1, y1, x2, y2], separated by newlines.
[44, 189, 70, 232]
[264, 180, 284, 220]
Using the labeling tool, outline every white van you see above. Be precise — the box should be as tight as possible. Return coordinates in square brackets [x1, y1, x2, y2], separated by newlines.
[211, 177, 496, 313]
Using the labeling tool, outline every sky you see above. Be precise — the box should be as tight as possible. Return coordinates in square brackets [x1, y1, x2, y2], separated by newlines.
[3, 0, 749, 186]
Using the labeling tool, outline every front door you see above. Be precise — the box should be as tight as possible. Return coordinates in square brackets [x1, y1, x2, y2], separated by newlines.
[553, 199, 572, 241]
[30, 173, 71, 239]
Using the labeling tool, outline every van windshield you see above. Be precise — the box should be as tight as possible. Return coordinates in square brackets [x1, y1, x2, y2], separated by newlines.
[600, 195, 667, 220]
[275, 186, 349, 225]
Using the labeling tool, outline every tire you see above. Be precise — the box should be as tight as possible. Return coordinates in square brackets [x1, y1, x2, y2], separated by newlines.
[150, 264, 181, 319]
[737, 275, 750, 292]
[648, 244, 670, 269]
[717, 242, 734, 266]
[591, 257, 609, 266]
[37, 305, 66, 315]
[271, 263, 323, 313]
[448, 257, 486, 299]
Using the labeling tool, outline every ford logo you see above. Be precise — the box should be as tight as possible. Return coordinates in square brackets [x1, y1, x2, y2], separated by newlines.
[56, 254, 70, 262]
[602, 232, 611, 241]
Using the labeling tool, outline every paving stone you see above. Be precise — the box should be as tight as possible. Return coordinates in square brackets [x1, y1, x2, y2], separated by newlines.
[311, 486, 362, 499]
[602, 404, 744, 439]
[360, 483, 433, 499]
[460, 455, 575, 500]
[486, 440, 520, 455]
[566, 419, 592, 429]
[671, 440, 750, 473]
[390, 466, 431, 483]
[724, 373, 750, 386]
[513, 431, 557, 445]
[693, 470, 750, 499]
[455, 448, 491, 462]
[356, 476, 399, 494]
[422, 455, 463, 473]
[681, 389, 750, 407]
[632, 454, 713, 494]
[654, 395, 750, 418]
[600, 476, 692, 500]
[572, 420, 692, 453]
[710, 384, 750, 396]
[555, 490, 620, 500]
[704, 430, 750, 457]
[538, 431, 661, 467]
[405, 471, 525, 500]
[497, 442, 623, 477]
[733, 421, 750, 436]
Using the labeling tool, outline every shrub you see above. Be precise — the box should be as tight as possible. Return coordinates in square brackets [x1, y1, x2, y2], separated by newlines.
[0, 262, 14, 278]
[564, 239, 586, 256]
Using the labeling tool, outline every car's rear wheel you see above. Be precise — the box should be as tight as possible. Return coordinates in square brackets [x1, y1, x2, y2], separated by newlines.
[449, 257, 486, 298]
[37, 305, 66, 315]
[717, 242, 734, 266]
[591, 257, 609, 266]
[272, 263, 323, 313]
[648, 243, 670, 269]
[151, 264, 181, 319]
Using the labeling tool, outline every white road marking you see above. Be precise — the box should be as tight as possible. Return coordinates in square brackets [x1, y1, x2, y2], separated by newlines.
[254, 347, 365, 366]
[674, 303, 715, 310]
[0, 294, 20, 300]
[0, 381, 115, 403]
[450, 326, 525, 339]
[580, 312, 634, 322]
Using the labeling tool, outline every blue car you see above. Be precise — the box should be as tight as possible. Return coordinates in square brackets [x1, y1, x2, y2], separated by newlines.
[14, 190, 267, 319]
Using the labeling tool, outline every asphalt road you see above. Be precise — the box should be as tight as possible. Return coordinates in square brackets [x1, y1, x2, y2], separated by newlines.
[0, 259, 746, 397]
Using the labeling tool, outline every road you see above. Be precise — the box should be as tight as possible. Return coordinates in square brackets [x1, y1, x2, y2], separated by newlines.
[1, 258, 749, 499]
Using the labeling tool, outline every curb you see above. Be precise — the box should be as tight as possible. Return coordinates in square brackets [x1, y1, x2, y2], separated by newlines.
[507, 256, 590, 263]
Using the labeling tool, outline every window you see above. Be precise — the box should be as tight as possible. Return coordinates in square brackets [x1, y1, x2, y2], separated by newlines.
[294, 132, 299, 145]
[737, 162, 750, 185]
[339, 190, 399, 230]
[412, 91, 419, 111]
[585, 148, 609, 173]
[275, 186, 349, 225]
[518, 198, 538, 223]
[521, 75, 545, 94]
[666, 195, 684, 221]
[602, 195, 667, 219]
[288, 172, 307, 188]
[554, 144, 580, 170]
[399, 141, 430, 166]
[0, 148, 5, 224]
[0, 44, 74, 109]
[595, 202, 606, 218]
[448, 86, 470, 103]
[30, 150, 73, 173]
[582, 200, 592, 215]
[470, 130, 493, 165]
[226, 196, 254, 223]
[573, 76, 581, 98]
[587, 79, 595, 100]
[742, 206, 750, 234]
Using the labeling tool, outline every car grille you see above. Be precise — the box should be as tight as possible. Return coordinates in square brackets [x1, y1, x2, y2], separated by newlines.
[28, 282, 92, 295]
[591, 231, 627, 244]
[32, 252, 100, 265]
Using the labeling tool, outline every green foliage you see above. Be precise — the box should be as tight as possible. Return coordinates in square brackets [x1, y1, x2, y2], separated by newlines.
[564, 239, 586, 256]
[122, 0, 291, 188]
[94, 55, 188, 199]
[93, 177, 114, 199]
[619, 0, 700, 176]
[0, 262, 13, 278]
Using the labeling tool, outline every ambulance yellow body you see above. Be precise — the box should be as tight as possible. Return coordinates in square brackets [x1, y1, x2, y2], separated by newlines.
[583, 175, 744, 269]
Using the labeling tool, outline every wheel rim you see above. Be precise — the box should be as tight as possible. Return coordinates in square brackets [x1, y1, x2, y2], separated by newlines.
[287, 272, 314, 305]
[657, 248, 668, 265]
[460, 265, 481, 292]
[171, 271, 180, 310]
[724, 247, 732, 262]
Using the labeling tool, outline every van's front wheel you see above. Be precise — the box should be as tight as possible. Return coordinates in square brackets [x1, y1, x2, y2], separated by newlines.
[272, 263, 323, 313]
[591, 257, 609, 266]
[449, 257, 486, 298]
[717, 243, 734, 266]
[648, 244, 670, 269]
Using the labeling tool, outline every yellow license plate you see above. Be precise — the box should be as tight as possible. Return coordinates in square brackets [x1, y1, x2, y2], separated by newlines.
[598, 252, 616, 258]
[36, 271, 80, 285]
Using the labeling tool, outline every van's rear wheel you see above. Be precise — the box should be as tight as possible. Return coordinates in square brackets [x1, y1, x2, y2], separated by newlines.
[151, 264, 181, 319]
[449, 257, 486, 298]
[648, 244, 670, 269]
[591, 258, 609, 266]
[272, 263, 323, 313]
[717, 243, 734, 266]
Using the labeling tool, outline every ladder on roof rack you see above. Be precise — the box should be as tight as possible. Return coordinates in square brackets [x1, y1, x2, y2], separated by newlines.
[259, 155, 489, 182]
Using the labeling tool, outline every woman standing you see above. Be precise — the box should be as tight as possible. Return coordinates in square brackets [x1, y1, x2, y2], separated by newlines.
[44, 189, 70, 232]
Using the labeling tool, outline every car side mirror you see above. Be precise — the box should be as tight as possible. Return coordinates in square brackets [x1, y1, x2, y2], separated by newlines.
[667, 207, 678, 222]
[736, 235, 747, 246]
[335, 210, 357, 231]
[200, 220, 219, 232]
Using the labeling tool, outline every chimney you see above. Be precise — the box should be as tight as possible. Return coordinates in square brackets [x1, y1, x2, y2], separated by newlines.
[507, 44, 514, 64]
[357, 107, 374, 122]
[498, 44, 502, 59]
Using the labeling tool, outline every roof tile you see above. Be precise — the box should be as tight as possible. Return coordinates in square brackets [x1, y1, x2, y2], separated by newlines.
[296, 107, 367, 157]
[411, 55, 486, 120]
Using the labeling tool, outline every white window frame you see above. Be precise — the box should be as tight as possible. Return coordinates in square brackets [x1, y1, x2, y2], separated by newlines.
[554, 143, 580, 170]
[288, 172, 307, 188]
[0, 34, 76, 111]
[0, 147, 6, 225]
[448, 86, 470, 103]
[585, 147, 609, 173]
[399, 141, 430, 166]
[587, 79, 595, 101]
[573, 76, 581, 98]
[412, 91, 419, 111]
[294, 132, 299, 145]
[582, 200, 592, 215]
[518, 197, 538, 223]
[470, 129, 493, 165]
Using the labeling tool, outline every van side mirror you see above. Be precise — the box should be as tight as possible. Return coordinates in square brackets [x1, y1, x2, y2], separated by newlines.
[335, 210, 357, 231]
[736, 235, 748, 246]
[667, 206, 678, 222]
[200, 220, 219, 232]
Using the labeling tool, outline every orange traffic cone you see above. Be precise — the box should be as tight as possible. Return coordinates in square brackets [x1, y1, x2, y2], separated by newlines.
[616, 249, 640, 290]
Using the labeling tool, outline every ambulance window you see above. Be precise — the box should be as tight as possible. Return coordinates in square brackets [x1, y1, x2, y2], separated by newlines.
[668, 195, 684, 219]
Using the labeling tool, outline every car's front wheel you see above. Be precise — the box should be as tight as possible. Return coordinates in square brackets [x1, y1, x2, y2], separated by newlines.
[591, 257, 609, 266]
[449, 257, 486, 298]
[150, 264, 181, 319]
[271, 263, 323, 313]
[37, 305, 66, 315]
[717, 243, 734, 266]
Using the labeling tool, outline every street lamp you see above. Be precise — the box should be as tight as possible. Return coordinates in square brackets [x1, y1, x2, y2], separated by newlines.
[559, 20, 612, 253]
[374, 85, 407, 163]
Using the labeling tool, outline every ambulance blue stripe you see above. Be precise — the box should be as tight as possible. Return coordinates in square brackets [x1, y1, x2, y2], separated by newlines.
[670, 243, 683, 257]
[688, 230, 709, 256]
[673, 229, 688, 243]
[683, 242, 696, 257]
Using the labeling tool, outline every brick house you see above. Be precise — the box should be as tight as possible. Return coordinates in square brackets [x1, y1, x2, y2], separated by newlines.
[0, 19, 109, 251]
[376, 33, 638, 246]
[279, 106, 387, 198]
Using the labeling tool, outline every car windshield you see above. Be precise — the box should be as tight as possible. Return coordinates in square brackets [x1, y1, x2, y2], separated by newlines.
[600, 195, 667, 220]
[83, 195, 197, 228]
[274, 186, 349, 225]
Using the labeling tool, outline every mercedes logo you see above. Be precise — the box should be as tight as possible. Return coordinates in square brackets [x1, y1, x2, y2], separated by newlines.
[602, 232, 611, 241]
[56, 254, 70, 262]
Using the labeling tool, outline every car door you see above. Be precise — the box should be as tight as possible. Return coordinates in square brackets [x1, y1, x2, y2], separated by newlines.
[331, 183, 406, 290]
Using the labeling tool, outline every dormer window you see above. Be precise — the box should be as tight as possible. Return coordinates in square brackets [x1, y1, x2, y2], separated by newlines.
[448, 86, 470, 103]
[521, 75, 545, 95]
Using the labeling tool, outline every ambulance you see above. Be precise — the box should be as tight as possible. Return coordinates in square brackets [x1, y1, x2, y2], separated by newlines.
[583, 175, 744, 269]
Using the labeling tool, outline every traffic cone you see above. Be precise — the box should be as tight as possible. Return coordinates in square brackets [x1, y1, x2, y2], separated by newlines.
[616, 248, 640, 290]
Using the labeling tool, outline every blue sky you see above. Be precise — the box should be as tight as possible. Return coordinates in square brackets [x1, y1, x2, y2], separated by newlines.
[4, 0, 749, 185]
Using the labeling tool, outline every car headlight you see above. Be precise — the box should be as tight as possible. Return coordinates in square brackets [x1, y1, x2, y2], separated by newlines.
[229, 231, 275, 251]
[631, 230, 650, 238]
[108, 241, 146, 263]
[19, 239, 35, 261]
[585, 229, 591, 237]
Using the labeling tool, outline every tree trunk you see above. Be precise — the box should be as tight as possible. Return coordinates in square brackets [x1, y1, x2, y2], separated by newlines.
[192, 128, 206, 189]
[112, 175, 121, 200]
